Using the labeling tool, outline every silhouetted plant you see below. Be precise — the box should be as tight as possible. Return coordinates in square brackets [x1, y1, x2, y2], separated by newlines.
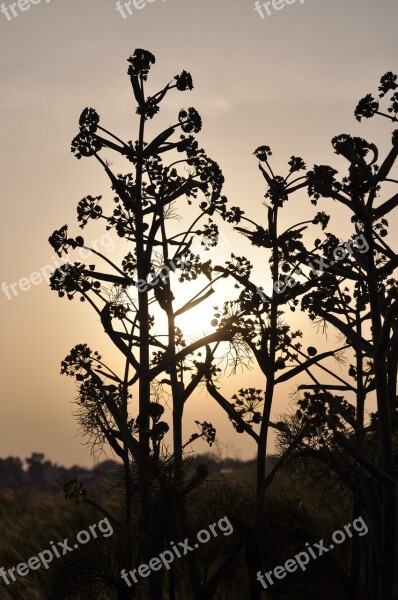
[49, 49, 240, 600]
[202, 144, 353, 599]
[275, 72, 398, 600]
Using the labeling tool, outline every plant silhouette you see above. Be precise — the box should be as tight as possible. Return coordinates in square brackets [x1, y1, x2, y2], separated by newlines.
[47, 58, 398, 600]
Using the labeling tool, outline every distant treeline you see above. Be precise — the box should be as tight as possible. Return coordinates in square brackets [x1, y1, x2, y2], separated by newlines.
[0, 453, 108, 488]
[0, 452, 266, 489]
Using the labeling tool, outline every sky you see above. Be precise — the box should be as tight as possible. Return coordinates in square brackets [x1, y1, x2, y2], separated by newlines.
[0, 0, 397, 467]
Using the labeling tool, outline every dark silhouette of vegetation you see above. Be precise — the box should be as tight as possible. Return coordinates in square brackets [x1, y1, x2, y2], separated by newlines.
[48, 49, 244, 600]
[40, 54, 398, 600]
[224, 73, 398, 600]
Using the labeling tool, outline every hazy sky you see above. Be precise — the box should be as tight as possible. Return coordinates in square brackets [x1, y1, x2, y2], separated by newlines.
[1, 0, 397, 466]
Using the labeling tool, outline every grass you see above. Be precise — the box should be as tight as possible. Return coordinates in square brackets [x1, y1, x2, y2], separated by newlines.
[0, 462, 354, 599]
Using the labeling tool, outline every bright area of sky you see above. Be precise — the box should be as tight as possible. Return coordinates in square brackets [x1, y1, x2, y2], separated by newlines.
[0, 0, 397, 467]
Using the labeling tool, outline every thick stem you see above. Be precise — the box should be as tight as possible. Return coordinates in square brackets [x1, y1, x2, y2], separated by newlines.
[251, 206, 279, 600]
[135, 108, 163, 600]
[364, 221, 397, 600]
